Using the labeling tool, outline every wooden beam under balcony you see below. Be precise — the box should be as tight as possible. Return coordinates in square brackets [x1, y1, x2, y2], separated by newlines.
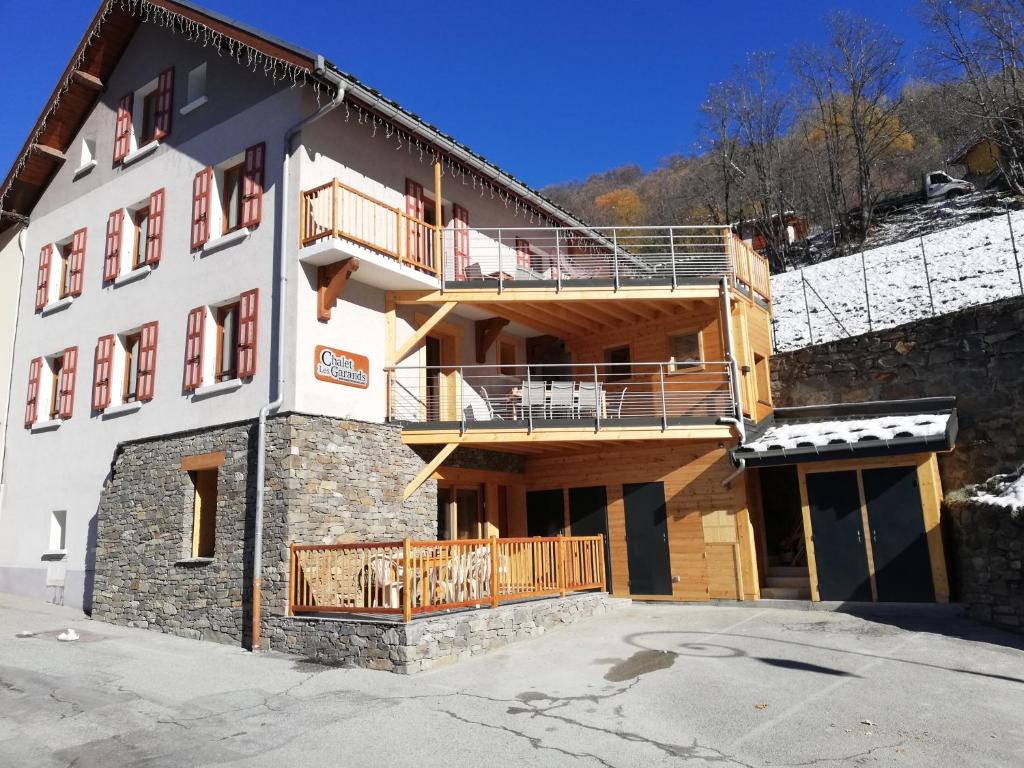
[394, 301, 458, 364]
[317, 258, 359, 322]
[390, 284, 723, 305]
[400, 424, 735, 450]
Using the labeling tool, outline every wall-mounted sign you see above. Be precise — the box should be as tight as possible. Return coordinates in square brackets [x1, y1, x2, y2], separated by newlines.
[314, 345, 369, 389]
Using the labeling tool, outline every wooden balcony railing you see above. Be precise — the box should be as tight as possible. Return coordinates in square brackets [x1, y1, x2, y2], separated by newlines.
[731, 233, 771, 304]
[289, 535, 607, 621]
[299, 179, 439, 275]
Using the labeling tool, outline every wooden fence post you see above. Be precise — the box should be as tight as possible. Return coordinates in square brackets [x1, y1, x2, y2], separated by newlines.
[332, 178, 340, 238]
[402, 538, 412, 623]
[599, 535, 607, 592]
[557, 536, 567, 598]
[490, 536, 500, 610]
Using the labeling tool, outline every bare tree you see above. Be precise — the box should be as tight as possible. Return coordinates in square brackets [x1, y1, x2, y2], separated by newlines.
[697, 82, 742, 225]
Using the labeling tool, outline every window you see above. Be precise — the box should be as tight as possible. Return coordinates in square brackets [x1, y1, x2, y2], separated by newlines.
[221, 162, 244, 235]
[604, 344, 632, 380]
[668, 331, 703, 371]
[498, 340, 517, 376]
[131, 206, 150, 270]
[58, 242, 74, 300]
[140, 90, 160, 145]
[186, 63, 206, 104]
[190, 469, 218, 558]
[754, 353, 771, 405]
[49, 511, 67, 552]
[79, 137, 95, 168]
[123, 332, 142, 403]
[215, 303, 240, 382]
[48, 355, 64, 420]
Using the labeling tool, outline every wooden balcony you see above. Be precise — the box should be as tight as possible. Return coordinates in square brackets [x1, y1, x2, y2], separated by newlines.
[289, 535, 607, 621]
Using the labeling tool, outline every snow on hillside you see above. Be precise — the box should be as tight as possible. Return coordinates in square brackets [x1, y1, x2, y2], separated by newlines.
[771, 204, 1024, 351]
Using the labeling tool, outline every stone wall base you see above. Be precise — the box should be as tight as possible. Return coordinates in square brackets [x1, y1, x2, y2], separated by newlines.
[265, 592, 626, 673]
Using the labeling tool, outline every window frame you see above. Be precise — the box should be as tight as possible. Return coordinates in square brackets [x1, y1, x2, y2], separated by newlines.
[189, 468, 218, 559]
[221, 162, 245, 235]
[48, 355, 64, 421]
[58, 242, 74, 300]
[139, 89, 161, 146]
[214, 302, 240, 382]
[666, 329, 705, 373]
[131, 206, 150, 270]
[123, 332, 142, 403]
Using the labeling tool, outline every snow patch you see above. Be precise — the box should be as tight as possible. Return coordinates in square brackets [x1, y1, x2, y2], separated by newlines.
[969, 465, 1024, 512]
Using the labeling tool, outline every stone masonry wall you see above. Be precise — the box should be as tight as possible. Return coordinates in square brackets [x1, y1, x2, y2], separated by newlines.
[771, 296, 1024, 490]
[944, 496, 1023, 633]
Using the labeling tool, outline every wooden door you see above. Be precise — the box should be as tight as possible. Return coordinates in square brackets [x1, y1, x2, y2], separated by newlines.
[623, 482, 672, 596]
[569, 486, 612, 587]
[863, 467, 935, 602]
[526, 489, 564, 537]
[806, 471, 872, 601]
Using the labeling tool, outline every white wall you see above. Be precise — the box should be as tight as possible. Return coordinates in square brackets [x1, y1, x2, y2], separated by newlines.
[0, 227, 25, 491]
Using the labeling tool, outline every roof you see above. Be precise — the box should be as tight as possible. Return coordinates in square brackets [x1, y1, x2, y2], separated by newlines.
[0, 0, 591, 234]
[732, 397, 958, 468]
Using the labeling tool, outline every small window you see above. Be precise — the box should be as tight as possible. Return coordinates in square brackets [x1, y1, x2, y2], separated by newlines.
[140, 89, 161, 145]
[186, 63, 207, 104]
[48, 355, 63, 420]
[498, 340, 517, 376]
[604, 345, 631, 380]
[132, 207, 150, 270]
[221, 162, 244, 235]
[668, 331, 702, 372]
[754, 353, 771, 405]
[49, 510, 67, 552]
[215, 303, 240, 382]
[123, 332, 142, 403]
[80, 137, 95, 168]
[58, 242, 74, 299]
[190, 469, 218, 558]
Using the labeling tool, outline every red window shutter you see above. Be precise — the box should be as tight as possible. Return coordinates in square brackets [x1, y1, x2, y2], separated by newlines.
[183, 306, 205, 391]
[24, 357, 42, 427]
[137, 321, 159, 402]
[146, 188, 165, 264]
[69, 228, 87, 296]
[453, 204, 470, 279]
[58, 346, 78, 419]
[191, 167, 212, 250]
[241, 142, 265, 228]
[93, 335, 115, 411]
[405, 179, 425, 260]
[104, 209, 124, 282]
[154, 67, 174, 140]
[35, 245, 52, 311]
[113, 92, 134, 163]
[237, 289, 259, 379]
[516, 238, 531, 269]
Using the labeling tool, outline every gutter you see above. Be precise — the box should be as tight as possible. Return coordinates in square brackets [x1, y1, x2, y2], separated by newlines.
[250, 56, 346, 652]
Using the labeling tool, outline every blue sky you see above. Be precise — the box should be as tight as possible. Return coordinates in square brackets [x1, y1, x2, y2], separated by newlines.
[0, 0, 931, 189]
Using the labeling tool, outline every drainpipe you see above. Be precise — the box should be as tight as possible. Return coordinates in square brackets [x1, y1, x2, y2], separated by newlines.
[0, 222, 28, 499]
[251, 57, 346, 652]
[718, 276, 747, 487]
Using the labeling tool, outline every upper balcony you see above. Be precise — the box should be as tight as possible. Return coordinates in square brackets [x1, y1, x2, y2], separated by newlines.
[298, 179, 771, 304]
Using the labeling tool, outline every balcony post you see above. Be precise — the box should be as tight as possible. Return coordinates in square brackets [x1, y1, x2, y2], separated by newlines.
[459, 367, 466, 435]
[669, 226, 677, 290]
[403, 538, 412, 623]
[490, 536, 500, 610]
[332, 178, 340, 238]
[555, 228, 562, 292]
[497, 228, 504, 294]
[526, 364, 533, 434]
[434, 161, 443, 276]
[612, 229, 620, 291]
[557, 536, 567, 598]
[659, 362, 668, 431]
[593, 364, 601, 432]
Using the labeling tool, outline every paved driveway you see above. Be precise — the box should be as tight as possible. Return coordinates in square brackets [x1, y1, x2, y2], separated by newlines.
[1, 592, 1022, 767]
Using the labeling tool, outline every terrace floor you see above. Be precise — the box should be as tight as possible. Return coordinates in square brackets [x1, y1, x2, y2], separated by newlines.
[3, 592, 1022, 767]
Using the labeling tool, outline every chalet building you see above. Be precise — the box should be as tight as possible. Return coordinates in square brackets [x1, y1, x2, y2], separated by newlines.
[0, 1, 958, 668]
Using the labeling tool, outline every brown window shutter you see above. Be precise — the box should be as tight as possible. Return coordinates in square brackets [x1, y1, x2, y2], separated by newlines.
[58, 346, 79, 419]
[93, 335, 115, 411]
[104, 209, 123, 282]
[241, 143, 265, 228]
[191, 167, 212, 250]
[35, 244, 52, 311]
[69, 228, 87, 296]
[516, 238, 531, 268]
[237, 289, 259, 379]
[453, 204, 470, 279]
[25, 357, 42, 427]
[113, 92, 134, 163]
[137, 321, 159, 401]
[405, 179, 425, 261]
[146, 188, 165, 264]
[154, 67, 174, 140]
[183, 306, 205, 391]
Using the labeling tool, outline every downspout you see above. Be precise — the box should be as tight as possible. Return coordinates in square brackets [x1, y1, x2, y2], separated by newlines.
[251, 57, 346, 652]
[717, 276, 747, 487]
[0, 223, 28, 501]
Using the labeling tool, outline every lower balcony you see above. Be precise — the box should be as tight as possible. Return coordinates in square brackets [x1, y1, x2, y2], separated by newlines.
[387, 361, 739, 448]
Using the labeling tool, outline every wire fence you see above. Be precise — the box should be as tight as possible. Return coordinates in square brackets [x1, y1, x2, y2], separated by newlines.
[772, 209, 1024, 351]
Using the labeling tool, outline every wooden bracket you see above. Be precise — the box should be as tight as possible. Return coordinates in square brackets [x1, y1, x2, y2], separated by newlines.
[402, 443, 458, 500]
[317, 258, 360, 322]
[394, 301, 457, 364]
[475, 317, 510, 363]
[72, 70, 103, 90]
[31, 144, 66, 163]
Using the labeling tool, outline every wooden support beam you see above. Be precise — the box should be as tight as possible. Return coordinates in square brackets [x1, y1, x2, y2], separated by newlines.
[395, 301, 458, 364]
[403, 443, 458, 500]
[316, 258, 360, 322]
[475, 317, 510, 363]
[72, 70, 103, 90]
[31, 144, 66, 163]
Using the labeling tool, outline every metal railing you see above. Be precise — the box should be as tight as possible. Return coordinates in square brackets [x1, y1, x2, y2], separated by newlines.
[289, 535, 607, 621]
[386, 360, 736, 430]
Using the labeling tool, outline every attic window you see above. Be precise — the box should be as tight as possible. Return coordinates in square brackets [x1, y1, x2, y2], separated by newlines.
[182, 63, 208, 114]
[77, 138, 96, 173]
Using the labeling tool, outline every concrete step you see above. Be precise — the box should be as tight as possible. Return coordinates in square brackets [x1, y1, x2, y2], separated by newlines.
[759, 587, 812, 600]
[765, 576, 811, 589]
[766, 566, 808, 578]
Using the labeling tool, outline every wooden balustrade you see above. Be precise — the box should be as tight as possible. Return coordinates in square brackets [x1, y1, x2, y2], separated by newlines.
[729, 232, 771, 303]
[299, 179, 439, 275]
[289, 535, 606, 621]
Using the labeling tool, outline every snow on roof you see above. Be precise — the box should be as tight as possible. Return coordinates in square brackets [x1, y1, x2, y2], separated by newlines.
[740, 413, 950, 453]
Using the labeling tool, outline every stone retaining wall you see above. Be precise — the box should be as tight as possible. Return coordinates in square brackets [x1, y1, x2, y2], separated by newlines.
[265, 592, 623, 673]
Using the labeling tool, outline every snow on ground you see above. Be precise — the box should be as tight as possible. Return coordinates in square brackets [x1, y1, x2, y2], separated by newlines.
[969, 466, 1024, 511]
[772, 200, 1024, 351]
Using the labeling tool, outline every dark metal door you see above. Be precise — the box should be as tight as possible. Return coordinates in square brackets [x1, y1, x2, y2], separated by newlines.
[806, 471, 872, 601]
[569, 486, 612, 587]
[526, 489, 564, 537]
[623, 482, 672, 596]
[863, 467, 935, 602]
